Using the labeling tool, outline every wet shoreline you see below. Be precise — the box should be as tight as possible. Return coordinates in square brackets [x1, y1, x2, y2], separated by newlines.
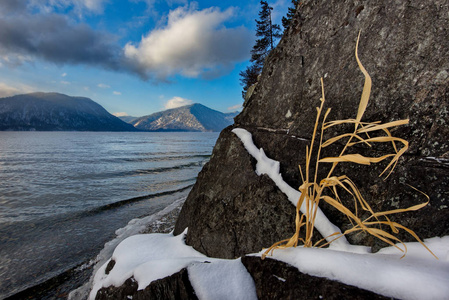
[4, 199, 184, 300]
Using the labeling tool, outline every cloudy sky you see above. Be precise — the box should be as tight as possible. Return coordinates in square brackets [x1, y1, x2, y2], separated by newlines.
[0, 0, 290, 116]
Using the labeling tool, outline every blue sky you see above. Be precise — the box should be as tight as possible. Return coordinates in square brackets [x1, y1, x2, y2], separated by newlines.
[0, 0, 290, 117]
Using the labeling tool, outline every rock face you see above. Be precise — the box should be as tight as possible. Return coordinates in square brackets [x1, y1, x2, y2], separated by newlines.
[92, 1, 449, 298]
[0, 92, 137, 131]
[175, 0, 449, 259]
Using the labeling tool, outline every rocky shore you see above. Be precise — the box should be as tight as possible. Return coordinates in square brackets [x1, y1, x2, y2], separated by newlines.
[5, 199, 185, 300]
[88, 0, 449, 299]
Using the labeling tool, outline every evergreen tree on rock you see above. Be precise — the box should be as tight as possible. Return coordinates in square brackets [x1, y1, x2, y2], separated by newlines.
[240, 1, 282, 99]
[282, 0, 299, 31]
[251, 1, 282, 67]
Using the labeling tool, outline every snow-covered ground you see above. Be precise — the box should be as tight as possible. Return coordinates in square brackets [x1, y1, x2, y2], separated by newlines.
[86, 128, 449, 300]
[88, 230, 449, 300]
[89, 230, 258, 300]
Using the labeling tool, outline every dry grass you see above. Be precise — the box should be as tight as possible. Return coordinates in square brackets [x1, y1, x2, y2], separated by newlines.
[262, 32, 437, 259]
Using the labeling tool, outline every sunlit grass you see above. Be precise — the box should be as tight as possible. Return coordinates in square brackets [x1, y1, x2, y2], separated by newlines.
[262, 32, 437, 259]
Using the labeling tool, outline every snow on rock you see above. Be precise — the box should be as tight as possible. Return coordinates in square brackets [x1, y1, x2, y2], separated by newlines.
[87, 127, 448, 300]
[264, 236, 449, 300]
[232, 128, 369, 253]
[89, 230, 258, 300]
[231, 128, 449, 299]
[188, 258, 257, 300]
[89, 228, 449, 300]
[377, 236, 449, 262]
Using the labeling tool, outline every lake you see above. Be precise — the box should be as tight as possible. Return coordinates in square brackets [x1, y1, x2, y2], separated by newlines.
[0, 131, 218, 299]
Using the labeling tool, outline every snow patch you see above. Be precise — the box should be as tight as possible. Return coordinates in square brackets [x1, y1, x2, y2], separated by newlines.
[90, 229, 449, 300]
[69, 197, 187, 300]
[266, 237, 449, 300]
[89, 230, 257, 300]
[188, 258, 257, 300]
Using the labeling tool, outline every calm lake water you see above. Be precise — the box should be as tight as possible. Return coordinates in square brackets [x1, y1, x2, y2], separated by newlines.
[0, 131, 218, 299]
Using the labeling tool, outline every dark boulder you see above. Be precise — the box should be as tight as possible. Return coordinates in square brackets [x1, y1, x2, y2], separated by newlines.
[174, 126, 300, 258]
[95, 268, 198, 300]
[174, 0, 449, 255]
[241, 256, 390, 300]
[96, 0, 449, 299]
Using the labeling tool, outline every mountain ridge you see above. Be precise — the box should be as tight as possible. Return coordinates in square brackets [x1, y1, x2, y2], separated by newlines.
[0, 92, 137, 131]
[131, 103, 238, 132]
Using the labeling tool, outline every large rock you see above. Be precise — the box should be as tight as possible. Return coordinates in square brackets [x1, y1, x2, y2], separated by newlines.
[175, 127, 299, 258]
[175, 0, 449, 258]
[241, 256, 389, 300]
[94, 1, 448, 298]
[95, 269, 198, 300]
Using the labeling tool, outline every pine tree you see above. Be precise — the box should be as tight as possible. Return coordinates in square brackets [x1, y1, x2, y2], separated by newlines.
[282, 0, 299, 31]
[240, 1, 282, 99]
[251, 1, 282, 68]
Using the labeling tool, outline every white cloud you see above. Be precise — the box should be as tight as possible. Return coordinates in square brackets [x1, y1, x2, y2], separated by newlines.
[0, 53, 33, 66]
[29, 0, 108, 14]
[113, 112, 129, 117]
[124, 5, 252, 79]
[61, 72, 67, 77]
[113, 91, 121, 95]
[60, 80, 70, 85]
[0, 82, 33, 98]
[164, 96, 193, 109]
[97, 83, 110, 88]
[228, 104, 242, 111]
[80, 0, 108, 12]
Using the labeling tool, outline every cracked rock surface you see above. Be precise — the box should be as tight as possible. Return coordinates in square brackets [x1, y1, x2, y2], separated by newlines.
[175, 0, 449, 257]
[96, 1, 449, 299]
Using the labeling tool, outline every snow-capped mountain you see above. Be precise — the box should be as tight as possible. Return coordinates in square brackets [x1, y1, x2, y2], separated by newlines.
[131, 104, 238, 132]
[0, 92, 137, 131]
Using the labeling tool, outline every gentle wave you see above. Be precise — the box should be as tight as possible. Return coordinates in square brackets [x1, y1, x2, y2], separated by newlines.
[87, 184, 194, 214]
[0, 131, 218, 299]
[0, 180, 197, 225]
[111, 154, 211, 163]
[66, 161, 206, 181]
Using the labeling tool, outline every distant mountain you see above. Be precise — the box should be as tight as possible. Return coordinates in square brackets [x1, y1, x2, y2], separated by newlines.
[0, 92, 137, 131]
[132, 104, 238, 132]
[117, 115, 138, 124]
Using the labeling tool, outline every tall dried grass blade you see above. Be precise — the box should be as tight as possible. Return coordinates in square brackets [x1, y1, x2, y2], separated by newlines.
[357, 119, 410, 133]
[321, 196, 360, 222]
[321, 133, 367, 148]
[319, 154, 372, 165]
[363, 221, 438, 259]
[339, 177, 373, 213]
[355, 31, 372, 124]
[349, 136, 408, 146]
[324, 119, 381, 129]
[371, 202, 429, 218]
[379, 144, 408, 178]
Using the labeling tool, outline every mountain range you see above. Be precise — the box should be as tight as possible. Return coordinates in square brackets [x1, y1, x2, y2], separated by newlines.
[128, 103, 238, 132]
[0, 92, 238, 132]
[0, 92, 137, 131]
